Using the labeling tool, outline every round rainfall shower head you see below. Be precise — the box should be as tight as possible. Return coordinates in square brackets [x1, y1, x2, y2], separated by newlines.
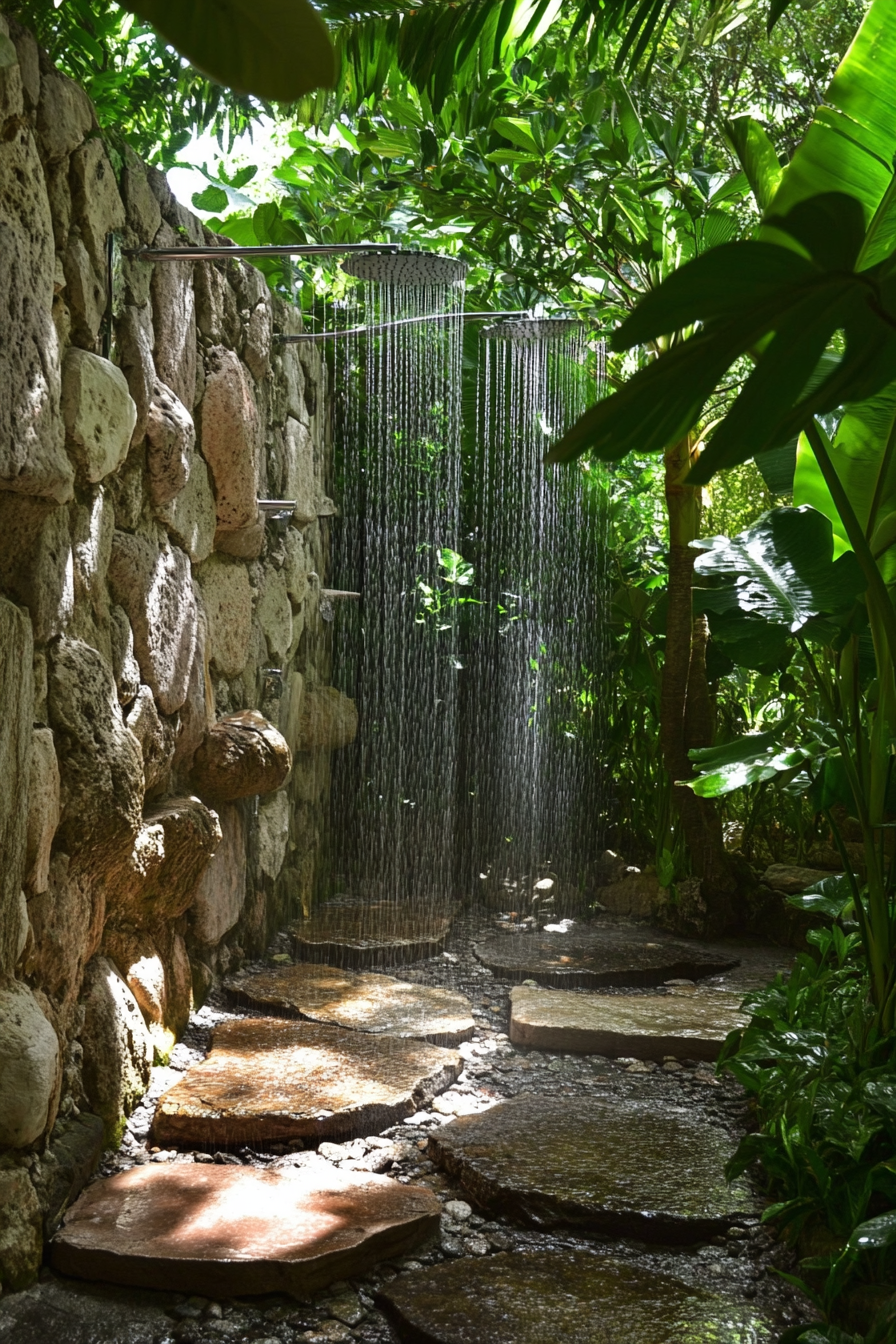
[342, 250, 467, 286]
[480, 318, 583, 342]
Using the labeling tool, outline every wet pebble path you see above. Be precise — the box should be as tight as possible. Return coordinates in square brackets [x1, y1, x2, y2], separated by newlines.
[0, 913, 809, 1344]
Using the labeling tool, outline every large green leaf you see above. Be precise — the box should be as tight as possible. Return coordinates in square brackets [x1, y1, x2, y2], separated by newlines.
[723, 115, 783, 213]
[794, 383, 896, 580]
[127, 0, 336, 100]
[692, 506, 867, 632]
[765, 0, 896, 235]
[684, 730, 824, 797]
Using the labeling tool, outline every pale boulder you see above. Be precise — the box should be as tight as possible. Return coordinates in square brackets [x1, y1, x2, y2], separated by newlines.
[35, 66, 94, 164]
[0, 1168, 43, 1291]
[194, 554, 253, 678]
[61, 348, 138, 484]
[257, 565, 293, 661]
[0, 980, 60, 1147]
[125, 684, 176, 794]
[145, 378, 195, 506]
[25, 727, 61, 895]
[0, 120, 72, 501]
[190, 803, 246, 946]
[0, 599, 34, 979]
[258, 790, 290, 879]
[107, 531, 198, 714]
[156, 448, 216, 564]
[201, 346, 260, 531]
[150, 222, 196, 410]
[80, 956, 153, 1141]
[295, 685, 359, 752]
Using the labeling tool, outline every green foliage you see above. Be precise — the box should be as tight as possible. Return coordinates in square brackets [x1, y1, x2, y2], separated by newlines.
[720, 920, 896, 1334]
[128, 0, 335, 101]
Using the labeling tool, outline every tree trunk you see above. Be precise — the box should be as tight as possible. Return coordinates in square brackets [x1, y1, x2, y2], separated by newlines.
[661, 435, 736, 931]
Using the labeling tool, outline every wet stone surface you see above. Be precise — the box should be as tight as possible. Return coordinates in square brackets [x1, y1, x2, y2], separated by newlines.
[152, 1019, 461, 1148]
[473, 922, 740, 988]
[377, 1249, 775, 1343]
[51, 1164, 441, 1298]
[509, 985, 749, 1060]
[224, 965, 474, 1048]
[427, 1093, 757, 1242]
[291, 903, 458, 970]
[0, 913, 807, 1343]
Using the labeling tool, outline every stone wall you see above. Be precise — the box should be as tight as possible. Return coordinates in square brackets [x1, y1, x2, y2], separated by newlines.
[0, 17, 354, 1286]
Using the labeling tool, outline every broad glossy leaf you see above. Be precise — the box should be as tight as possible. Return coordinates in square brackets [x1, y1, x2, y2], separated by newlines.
[786, 875, 853, 921]
[794, 381, 896, 579]
[493, 115, 539, 153]
[692, 507, 867, 632]
[128, 0, 336, 100]
[766, 0, 896, 233]
[848, 1210, 896, 1252]
[724, 115, 783, 212]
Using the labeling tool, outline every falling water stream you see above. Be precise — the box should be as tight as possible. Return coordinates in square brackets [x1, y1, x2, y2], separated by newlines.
[461, 320, 606, 909]
[328, 269, 606, 922]
[328, 253, 466, 920]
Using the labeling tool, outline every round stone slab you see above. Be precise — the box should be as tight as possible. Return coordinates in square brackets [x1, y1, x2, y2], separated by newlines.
[376, 1250, 773, 1344]
[427, 1093, 756, 1243]
[291, 902, 458, 969]
[474, 923, 738, 988]
[225, 964, 475, 1047]
[152, 1019, 461, 1148]
[51, 1163, 440, 1298]
[509, 985, 749, 1060]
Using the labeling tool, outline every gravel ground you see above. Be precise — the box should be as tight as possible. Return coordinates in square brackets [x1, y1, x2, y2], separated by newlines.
[0, 912, 809, 1344]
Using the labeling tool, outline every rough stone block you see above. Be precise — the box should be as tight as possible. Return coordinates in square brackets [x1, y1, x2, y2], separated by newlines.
[258, 789, 290, 878]
[69, 136, 126, 272]
[194, 554, 253, 678]
[243, 297, 272, 381]
[121, 159, 162, 245]
[0, 24, 24, 121]
[0, 1168, 43, 1291]
[145, 378, 195, 506]
[25, 727, 61, 895]
[109, 604, 141, 705]
[156, 448, 216, 563]
[8, 19, 40, 111]
[508, 986, 749, 1060]
[107, 531, 198, 714]
[295, 684, 358, 752]
[61, 348, 138, 483]
[190, 710, 291, 803]
[189, 801, 245, 946]
[213, 515, 265, 558]
[257, 565, 293, 660]
[80, 956, 153, 1143]
[105, 796, 220, 928]
[47, 637, 144, 863]
[33, 1111, 105, 1237]
[226, 963, 475, 1047]
[201, 345, 260, 531]
[150, 222, 196, 411]
[35, 64, 94, 164]
[62, 232, 106, 349]
[114, 303, 155, 445]
[0, 122, 73, 501]
[0, 599, 34, 979]
[0, 492, 74, 644]
[0, 980, 60, 1147]
[27, 853, 104, 1014]
[153, 1018, 461, 1147]
[284, 415, 317, 522]
[172, 597, 213, 773]
[124, 684, 175, 794]
[51, 1163, 440, 1297]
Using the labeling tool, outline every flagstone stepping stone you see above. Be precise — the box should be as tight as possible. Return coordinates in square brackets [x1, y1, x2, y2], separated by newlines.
[474, 922, 738, 988]
[427, 1093, 755, 1242]
[224, 964, 474, 1046]
[51, 1162, 440, 1298]
[376, 1250, 773, 1344]
[509, 985, 749, 1060]
[152, 1019, 461, 1148]
[291, 902, 458, 969]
